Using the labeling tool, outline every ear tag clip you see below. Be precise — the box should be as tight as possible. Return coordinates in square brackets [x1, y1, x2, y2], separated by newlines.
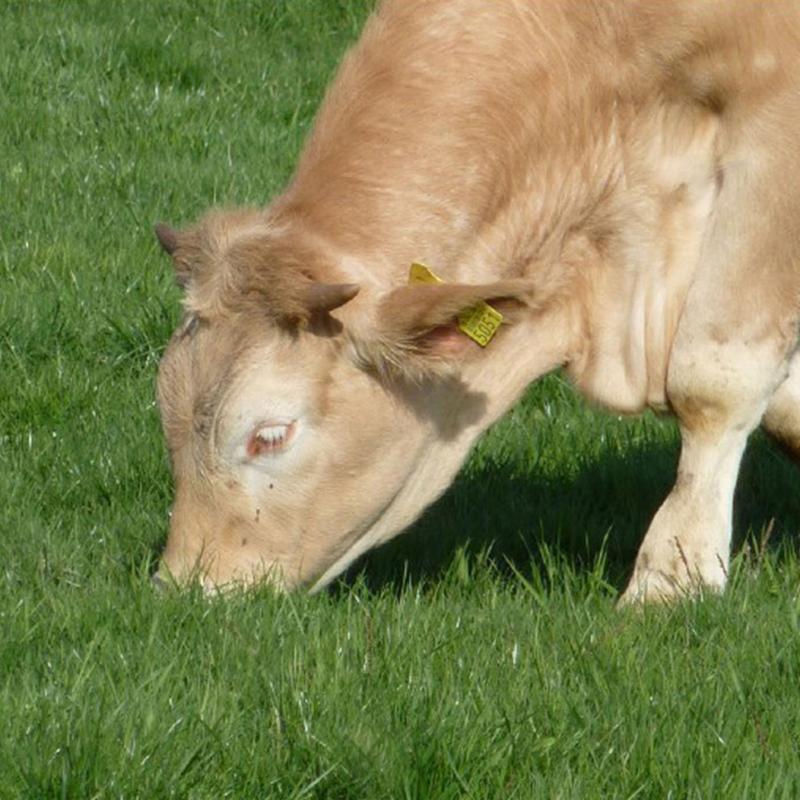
[408, 262, 503, 347]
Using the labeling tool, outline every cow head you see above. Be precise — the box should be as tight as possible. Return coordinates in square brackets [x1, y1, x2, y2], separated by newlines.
[153, 209, 530, 591]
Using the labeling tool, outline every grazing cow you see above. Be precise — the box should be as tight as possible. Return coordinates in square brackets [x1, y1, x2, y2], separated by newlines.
[154, 0, 800, 603]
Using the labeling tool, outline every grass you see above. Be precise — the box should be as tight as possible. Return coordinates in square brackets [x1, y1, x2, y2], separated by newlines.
[2, 1, 800, 797]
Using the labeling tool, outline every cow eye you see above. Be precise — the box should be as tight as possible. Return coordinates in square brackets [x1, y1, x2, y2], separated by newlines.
[246, 421, 296, 458]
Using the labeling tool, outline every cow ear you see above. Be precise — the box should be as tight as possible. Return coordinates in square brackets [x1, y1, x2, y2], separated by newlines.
[355, 279, 533, 378]
[154, 222, 193, 288]
[155, 222, 180, 256]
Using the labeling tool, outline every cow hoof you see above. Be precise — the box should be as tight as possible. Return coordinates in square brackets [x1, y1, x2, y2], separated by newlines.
[616, 570, 720, 608]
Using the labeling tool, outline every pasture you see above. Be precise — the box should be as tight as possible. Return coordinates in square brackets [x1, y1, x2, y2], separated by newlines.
[3, 1, 800, 796]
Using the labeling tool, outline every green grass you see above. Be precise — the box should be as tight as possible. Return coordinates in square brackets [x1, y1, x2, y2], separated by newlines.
[3, 1, 800, 797]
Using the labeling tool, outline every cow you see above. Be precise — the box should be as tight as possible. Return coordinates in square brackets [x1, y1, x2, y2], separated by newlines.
[153, 0, 800, 603]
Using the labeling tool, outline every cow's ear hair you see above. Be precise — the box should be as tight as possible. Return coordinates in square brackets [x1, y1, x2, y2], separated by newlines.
[354, 279, 533, 379]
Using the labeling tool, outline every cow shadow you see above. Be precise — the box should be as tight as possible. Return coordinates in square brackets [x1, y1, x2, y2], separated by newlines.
[334, 428, 800, 596]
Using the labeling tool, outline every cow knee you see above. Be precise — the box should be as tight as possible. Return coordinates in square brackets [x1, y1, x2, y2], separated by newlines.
[667, 338, 787, 437]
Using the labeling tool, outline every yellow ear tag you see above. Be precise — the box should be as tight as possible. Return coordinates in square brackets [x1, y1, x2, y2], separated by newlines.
[408, 262, 503, 347]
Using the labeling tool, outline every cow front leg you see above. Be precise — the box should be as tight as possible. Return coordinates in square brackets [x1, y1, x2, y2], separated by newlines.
[618, 127, 800, 604]
[620, 422, 754, 603]
[620, 337, 789, 605]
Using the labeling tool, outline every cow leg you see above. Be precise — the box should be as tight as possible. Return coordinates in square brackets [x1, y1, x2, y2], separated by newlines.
[619, 341, 788, 605]
[620, 167, 800, 605]
[762, 350, 800, 463]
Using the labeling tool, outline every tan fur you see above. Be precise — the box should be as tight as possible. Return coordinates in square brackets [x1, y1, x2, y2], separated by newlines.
[155, 0, 800, 601]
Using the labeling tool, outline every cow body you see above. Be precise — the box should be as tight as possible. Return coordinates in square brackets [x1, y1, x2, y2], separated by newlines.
[155, 0, 800, 602]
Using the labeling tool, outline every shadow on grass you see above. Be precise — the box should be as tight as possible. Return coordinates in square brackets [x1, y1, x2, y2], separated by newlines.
[336, 431, 800, 597]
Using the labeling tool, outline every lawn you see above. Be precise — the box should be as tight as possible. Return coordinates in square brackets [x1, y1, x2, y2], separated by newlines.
[2, 1, 800, 797]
